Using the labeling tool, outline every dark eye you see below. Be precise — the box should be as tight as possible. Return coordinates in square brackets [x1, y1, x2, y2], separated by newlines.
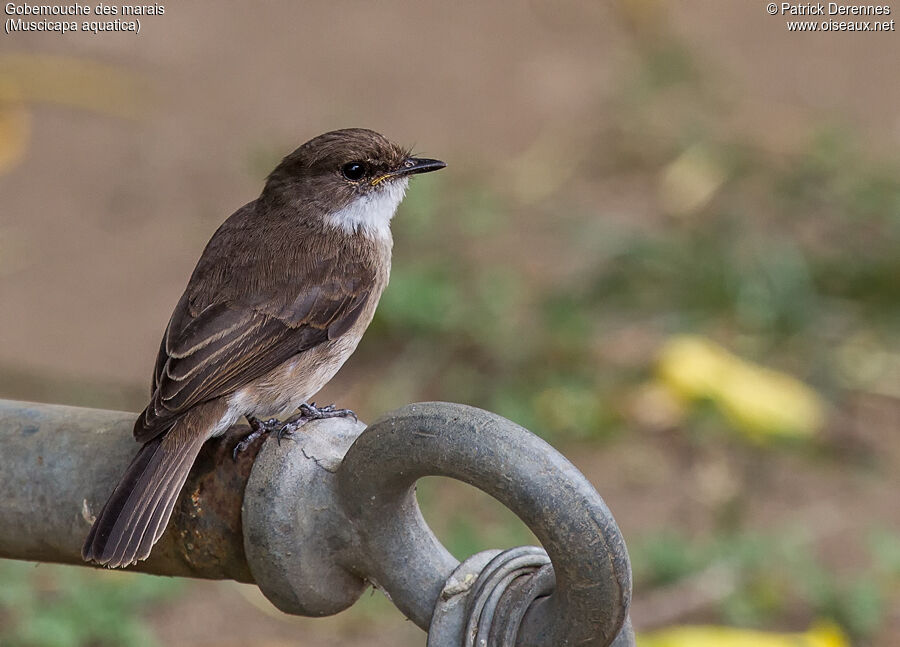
[341, 162, 367, 181]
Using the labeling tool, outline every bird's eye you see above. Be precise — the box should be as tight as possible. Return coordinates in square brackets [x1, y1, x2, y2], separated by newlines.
[341, 162, 367, 181]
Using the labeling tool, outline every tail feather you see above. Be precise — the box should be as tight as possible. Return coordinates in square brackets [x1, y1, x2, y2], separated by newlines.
[103, 439, 173, 565]
[135, 443, 199, 561]
[82, 436, 160, 561]
[82, 423, 207, 568]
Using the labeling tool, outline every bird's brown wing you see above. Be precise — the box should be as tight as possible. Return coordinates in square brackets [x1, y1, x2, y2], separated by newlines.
[135, 257, 373, 443]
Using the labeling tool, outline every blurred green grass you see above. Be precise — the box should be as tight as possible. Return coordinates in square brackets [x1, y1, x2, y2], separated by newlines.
[631, 527, 900, 639]
[0, 560, 180, 647]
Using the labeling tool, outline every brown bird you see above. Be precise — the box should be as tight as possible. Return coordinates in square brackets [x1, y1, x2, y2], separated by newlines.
[82, 128, 445, 568]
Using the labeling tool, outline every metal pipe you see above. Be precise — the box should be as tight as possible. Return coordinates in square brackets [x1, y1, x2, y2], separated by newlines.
[1, 398, 634, 646]
[0, 398, 256, 581]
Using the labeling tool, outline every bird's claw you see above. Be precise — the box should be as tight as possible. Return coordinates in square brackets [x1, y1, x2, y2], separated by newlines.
[233, 405, 357, 459]
[300, 402, 358, 422]
[232, 417, 283, 460]
[232, 434, 259, 461]
[275, 422, 297, 445]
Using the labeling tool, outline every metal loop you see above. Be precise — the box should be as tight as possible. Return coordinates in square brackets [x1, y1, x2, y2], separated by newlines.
[463, 546, 552, 647]
[487, 564, 556, 646]
[337, 401, 633, 646]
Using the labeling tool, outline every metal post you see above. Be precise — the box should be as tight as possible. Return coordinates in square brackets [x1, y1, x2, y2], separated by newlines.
[0, 398, 634, 646]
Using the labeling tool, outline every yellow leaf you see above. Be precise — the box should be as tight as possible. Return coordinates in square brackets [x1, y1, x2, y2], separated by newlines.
[657, 335, 731, 400]
[657, 335, 826, 441]
[638, 621, 848, 647]
[715, 360, 825, 441]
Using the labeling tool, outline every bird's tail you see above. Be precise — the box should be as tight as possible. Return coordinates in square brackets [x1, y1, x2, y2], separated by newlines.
[82, 416, 208, 568]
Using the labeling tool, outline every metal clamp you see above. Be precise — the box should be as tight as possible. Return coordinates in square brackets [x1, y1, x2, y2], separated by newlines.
[243, 402, 633, 646]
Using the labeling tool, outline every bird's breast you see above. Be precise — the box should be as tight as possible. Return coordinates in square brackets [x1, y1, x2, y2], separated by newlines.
[225, 333, 364, 425]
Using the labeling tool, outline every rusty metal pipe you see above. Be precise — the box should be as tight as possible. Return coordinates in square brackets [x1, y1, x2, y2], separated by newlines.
[0, 398, 257, 581]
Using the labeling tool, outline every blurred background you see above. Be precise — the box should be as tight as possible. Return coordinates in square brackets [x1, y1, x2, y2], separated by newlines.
[1, 1, 899, 645]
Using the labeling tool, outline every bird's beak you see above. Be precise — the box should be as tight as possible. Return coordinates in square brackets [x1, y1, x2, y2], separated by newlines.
[399, 157, 446, 176]
[371, 157, 446, 185]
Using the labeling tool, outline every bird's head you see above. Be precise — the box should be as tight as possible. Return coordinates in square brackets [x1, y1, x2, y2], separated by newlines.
[263, 128, 445, 239]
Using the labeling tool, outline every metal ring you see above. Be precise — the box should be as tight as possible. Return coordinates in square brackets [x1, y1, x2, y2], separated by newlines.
[463, 546, 551, 647]
[336, 401, 632, 646]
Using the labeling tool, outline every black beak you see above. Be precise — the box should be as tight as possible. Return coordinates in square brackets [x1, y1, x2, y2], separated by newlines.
[371, 157, 446, 186]
[398, 157, 446, 176]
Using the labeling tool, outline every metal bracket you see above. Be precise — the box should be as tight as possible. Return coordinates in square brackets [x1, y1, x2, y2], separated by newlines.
[243, 402, 634, 646]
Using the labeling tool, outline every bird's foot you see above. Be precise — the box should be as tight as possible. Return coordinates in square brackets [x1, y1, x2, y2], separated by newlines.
[298, 401, 358, 422]
[274, 402, 358, 444]
[232, 417, 280, 460]
[232, 405, 357, 460]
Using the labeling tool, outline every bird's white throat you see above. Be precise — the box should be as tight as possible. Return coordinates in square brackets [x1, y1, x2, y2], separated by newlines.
[324, 178, 409, 240]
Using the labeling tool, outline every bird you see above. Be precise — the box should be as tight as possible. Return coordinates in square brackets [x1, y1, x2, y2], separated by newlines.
[82, 128, 445, 568]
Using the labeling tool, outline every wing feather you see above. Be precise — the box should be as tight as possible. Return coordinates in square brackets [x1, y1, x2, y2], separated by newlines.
[135, 226, 380, 444]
